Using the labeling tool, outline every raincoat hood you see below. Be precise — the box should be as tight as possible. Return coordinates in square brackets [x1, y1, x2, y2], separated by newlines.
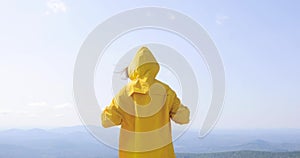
[127, 47, 160, 95]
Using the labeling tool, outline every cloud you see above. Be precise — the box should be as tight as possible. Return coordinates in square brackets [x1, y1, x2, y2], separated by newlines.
[0, 108, 37, 116]
[45, 0, 67, 15]
[28, 101, 48, 107]
[16, 111, 30, 115]
[53, 102, 72, 109]
[26, 101, 72, 111]
[55, 114, 64, 117]
[0, 109, 12, 115]
[216, 15, 230, 25]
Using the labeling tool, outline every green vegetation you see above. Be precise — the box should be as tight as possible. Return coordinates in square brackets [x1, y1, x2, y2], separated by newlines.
[176, 151, 300, 158]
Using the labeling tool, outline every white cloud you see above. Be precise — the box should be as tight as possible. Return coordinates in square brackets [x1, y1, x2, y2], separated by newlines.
[28, 101, 48, 107]
[45, 0, 67, 15]
[55, 114, 64, 117]
[53, 102, 72, 109]
[26, 101, 72, 110]
[1, 108, 36, 116]
[216, 15, 230, 25]
[0, 102, 80, 128]
[0, 109, 12, 115]
[16, 111, 30, 115]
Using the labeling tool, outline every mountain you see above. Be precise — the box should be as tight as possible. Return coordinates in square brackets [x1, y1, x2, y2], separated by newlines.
[176, 151, 300, 158]
[173, 129, 300, 153]
[0, 126, 300, 157]
[0, 126, 118, 158]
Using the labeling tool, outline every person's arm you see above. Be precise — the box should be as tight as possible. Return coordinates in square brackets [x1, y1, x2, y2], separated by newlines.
[169, 90, 190, 125]
[101, 99, 122, 128]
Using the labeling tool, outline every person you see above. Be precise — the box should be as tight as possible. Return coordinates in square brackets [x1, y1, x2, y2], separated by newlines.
[101, 46, 190, 158]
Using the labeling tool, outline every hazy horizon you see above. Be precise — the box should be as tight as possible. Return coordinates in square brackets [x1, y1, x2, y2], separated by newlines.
[1, 125, 300, 131]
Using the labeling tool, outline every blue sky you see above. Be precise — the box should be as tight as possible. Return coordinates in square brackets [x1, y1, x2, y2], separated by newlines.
[0, 0, 299, 130]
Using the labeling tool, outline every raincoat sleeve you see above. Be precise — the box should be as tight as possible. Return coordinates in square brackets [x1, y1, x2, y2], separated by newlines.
[169, 90, 190, 125]
[101, 99, 122, 128]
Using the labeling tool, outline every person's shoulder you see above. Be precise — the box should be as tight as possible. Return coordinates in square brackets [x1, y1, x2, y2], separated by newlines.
[113, 85, 128, 99]
[154, 79, 169, 89]
[154, 80, 176, 96]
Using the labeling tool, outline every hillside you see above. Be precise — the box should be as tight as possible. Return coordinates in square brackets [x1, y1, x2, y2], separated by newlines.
[177, 151, 300, 158]
[0, 126, 300, 157]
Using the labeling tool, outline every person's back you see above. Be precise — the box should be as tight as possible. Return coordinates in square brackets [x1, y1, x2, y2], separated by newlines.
[101, 47, 190, 158]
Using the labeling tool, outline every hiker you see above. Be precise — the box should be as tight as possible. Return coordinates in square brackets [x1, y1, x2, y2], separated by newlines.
[101, 46, 190, 158]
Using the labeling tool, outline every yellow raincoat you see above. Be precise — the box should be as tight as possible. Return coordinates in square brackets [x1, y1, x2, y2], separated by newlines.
[101, 47, 190, 158]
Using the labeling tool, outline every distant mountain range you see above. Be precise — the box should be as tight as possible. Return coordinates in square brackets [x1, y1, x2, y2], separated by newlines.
[174, 128, 300, 153]
[176, 151, 300, 158]
[0, 126, 300, 158]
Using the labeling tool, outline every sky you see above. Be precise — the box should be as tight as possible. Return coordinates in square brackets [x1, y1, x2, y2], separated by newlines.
[0, 0, 299, 130]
